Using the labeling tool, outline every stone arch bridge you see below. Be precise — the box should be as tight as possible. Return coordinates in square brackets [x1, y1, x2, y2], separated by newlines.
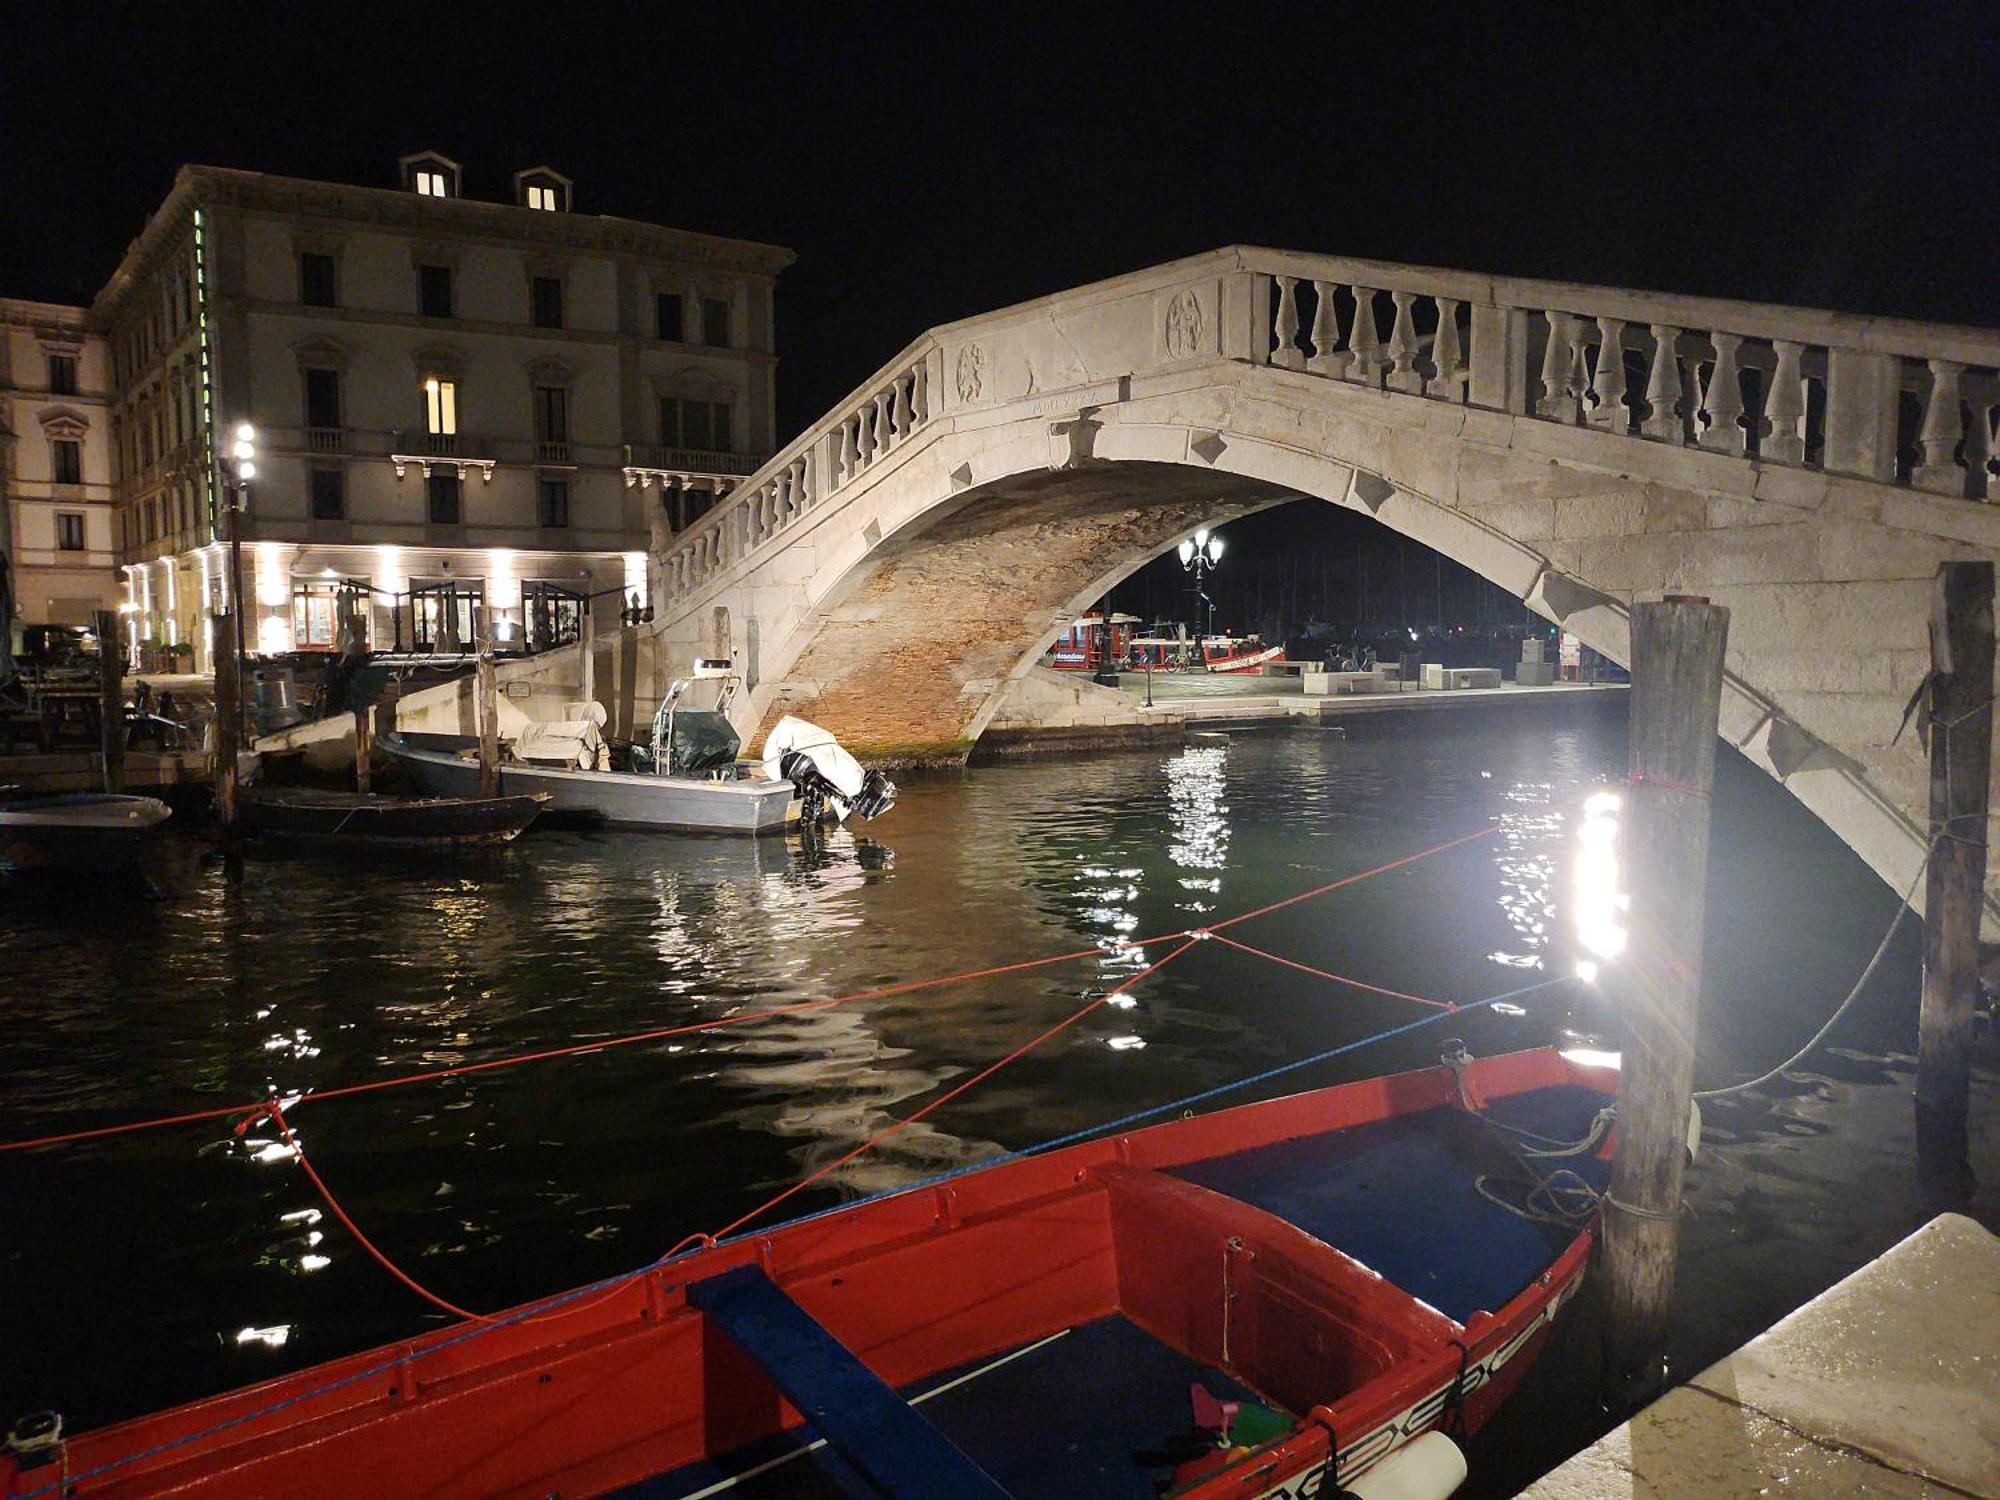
[634, 247, 1998, 909]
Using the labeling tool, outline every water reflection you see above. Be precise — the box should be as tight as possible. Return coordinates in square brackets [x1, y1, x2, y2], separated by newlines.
[1, 702, 1972, 1454]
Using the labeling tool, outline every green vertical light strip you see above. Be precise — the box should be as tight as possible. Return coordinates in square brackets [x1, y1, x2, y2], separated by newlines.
[193, 206, 218, 549]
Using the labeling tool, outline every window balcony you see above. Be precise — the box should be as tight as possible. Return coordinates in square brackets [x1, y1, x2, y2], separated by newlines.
[622, 444, 764, 478]
[307, 426, 346, 453]
[390, 430, 495, 482]
[536, 439, 572, 464]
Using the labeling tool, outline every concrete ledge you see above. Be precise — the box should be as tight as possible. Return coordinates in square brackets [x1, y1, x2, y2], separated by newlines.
[1522, 1213, 2000, 1498]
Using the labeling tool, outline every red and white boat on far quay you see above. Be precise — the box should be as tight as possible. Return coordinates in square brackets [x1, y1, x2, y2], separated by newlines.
[1053, 617, 1289, 675]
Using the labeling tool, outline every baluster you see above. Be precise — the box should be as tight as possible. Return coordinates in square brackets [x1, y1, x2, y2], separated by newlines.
[1964, 404, 1993, 501]
[910, 360, 929, 423]
[1536, 312, 1573, 421]
[1587, 317, 1627, 431]
[1307, 280, 1348, 377]
[1913, 359, 1966, 494]
[1764, 341, 1808, 464]
[853, 408, 873, 472]
[1272, 276, 1303, 370]
[1427, 298, 1464, 399]
[1698, 332, 1746, 453]
[1642, 325, 1683, 442]
[839, 415, 859, 483]
[891, 374, 913, 439]
[1346, 288, 1384, 386]
[797, 453, 814, 511]
[1386, 292, 1423, 393]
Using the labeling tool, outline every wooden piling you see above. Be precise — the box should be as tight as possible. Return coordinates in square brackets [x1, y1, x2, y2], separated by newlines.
[476, 644, 500, 799]
[353, 705, 373, 794]
[95, 609, 124, 793]
[211, 610, 241, 831]
[1917, 561, 1992, 1191]
[1602, 595, 1729, 1396]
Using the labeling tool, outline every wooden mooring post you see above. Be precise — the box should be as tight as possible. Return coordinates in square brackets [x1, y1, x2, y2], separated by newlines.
[476, 642, 500, 798]
[211, 610, 241, 832]
[94, 609, 124, 794]
[352, 704, 373, 794]
[1917, 561, 1992, 1192]
[1602, 596, 1728, 1396]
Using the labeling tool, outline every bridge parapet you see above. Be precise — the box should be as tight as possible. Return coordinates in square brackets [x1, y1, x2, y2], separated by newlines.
[1243, 248, 1999, 496]
[654, 246, 1999, 621]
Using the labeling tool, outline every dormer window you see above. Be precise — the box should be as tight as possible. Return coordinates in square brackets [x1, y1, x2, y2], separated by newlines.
[513, 167, 573, 213]
[400, 151, 462, 199]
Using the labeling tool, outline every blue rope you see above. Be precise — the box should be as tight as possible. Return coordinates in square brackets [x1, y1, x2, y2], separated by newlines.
[32, 969, 1572, 1494]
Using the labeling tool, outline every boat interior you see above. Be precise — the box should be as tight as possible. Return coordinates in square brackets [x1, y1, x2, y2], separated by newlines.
[623, 1066, 1614, 1500]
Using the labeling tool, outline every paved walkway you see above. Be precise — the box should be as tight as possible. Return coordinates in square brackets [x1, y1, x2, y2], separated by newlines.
[1523, 1213, 2000, 1498]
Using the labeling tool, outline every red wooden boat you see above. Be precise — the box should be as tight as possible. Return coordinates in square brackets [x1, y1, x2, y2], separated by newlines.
[2, 1046, 1615, 1500]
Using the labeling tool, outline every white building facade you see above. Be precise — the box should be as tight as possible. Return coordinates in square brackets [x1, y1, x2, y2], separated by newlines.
[0, 300, 119, 631]
[92, 155, 791, 670]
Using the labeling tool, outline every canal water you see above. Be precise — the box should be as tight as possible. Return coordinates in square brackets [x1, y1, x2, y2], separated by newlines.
[2, 697, 1995, 1493]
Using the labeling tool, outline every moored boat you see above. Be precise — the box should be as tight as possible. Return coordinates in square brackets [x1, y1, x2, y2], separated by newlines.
[1, 1047, 1616, 1498]
[0, 793, 171, 872]
[241, 787, 550, 845]
[383, 731, 799, 834]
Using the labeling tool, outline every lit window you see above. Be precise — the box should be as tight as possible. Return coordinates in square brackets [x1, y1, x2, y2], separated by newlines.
[56, 512, 86, 551]
[414, 170, 450, 198]
[424, 378, 457, 436]
[526, 184, 558, 211]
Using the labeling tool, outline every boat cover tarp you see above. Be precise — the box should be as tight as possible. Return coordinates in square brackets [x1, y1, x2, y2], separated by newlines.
[667, 710, 739, 775]
[686, 1264, 1009, 1499]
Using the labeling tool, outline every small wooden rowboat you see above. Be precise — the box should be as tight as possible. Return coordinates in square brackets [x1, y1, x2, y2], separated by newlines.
[0, 793, 171, 871]
[241, 787, 551, 845]
[1, 1047, 1615, 1499]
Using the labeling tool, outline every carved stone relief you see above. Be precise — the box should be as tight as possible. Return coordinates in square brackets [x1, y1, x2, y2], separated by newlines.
[955, 343, 985, 403]
[1165, 289, 1205, 360]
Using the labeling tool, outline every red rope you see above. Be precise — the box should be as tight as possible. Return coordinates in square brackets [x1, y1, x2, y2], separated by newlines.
[1207, 933, 1457, 1010]
[707, 937, 1203, 1242]
[259, 1099, 490, 1323]
[1206, 824, 1499, 932]
[0, 822, 1498, 1158]
[0, 941, 1138, 1154]
[1628, 769, 1711, 800]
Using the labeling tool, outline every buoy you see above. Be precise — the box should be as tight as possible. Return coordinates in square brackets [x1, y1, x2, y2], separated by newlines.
[1340, 1432, 1467, 1500]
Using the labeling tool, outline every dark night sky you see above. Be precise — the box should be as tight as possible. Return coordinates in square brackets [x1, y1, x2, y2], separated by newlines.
[3, 4, 1992, 634]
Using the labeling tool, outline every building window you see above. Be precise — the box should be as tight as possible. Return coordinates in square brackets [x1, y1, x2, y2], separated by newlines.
[702, 297, 731, 347]
[414, 169, 451, 198]
[51, 439, 83, 484]
[424, 378, 458, 435]
[659, 397, 734, 454]
[526, 184, 559, 211]
[304, 367, 342, 430]
[531, 276, 564, 329]
[534, 385, 568, 445]
[309, 467, 345, 521]
[56, 512, 86, 551]
[656, 292, 683, 342]
[300, 252, 338, 308]
[537, 477, 570, 529]
[426, 471, 461, 524]
[419, 264, 454, 318]
[48, 354, 78, 395]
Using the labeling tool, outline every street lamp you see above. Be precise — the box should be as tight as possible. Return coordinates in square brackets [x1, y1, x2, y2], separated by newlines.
[1179, 527, 1225, 649]
[221, 423, 256, 679]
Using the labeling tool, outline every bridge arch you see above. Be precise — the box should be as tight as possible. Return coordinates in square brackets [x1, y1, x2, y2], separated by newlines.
[648, 247, 2000, 916]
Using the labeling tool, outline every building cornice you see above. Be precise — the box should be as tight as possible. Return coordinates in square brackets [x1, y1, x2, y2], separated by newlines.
[94, 166, 794, 322]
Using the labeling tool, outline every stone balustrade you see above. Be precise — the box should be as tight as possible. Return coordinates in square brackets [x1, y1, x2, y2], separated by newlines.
[1249, 253, 2000, 500]
[660, 344, 939, 601]
[656, 247, 1999, 610]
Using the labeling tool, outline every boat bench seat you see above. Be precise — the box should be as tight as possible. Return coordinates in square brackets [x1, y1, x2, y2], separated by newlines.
[687, 1263, 1010, 1499]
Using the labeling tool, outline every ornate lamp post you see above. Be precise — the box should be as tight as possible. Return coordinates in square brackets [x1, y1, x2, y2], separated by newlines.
[1178, 527, 1226, 654]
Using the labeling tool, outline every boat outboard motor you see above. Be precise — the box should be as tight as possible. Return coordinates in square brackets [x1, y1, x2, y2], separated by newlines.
[760, 715, 897, 823]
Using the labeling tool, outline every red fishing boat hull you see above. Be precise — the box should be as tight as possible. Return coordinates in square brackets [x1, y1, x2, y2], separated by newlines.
[5, 1047, 1615, 1499]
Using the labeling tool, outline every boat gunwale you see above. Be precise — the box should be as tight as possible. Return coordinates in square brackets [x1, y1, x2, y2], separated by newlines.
[382, 733, 794, 805]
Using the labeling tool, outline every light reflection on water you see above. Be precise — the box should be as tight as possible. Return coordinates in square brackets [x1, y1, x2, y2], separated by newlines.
[0, 701, 1982, 1483]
